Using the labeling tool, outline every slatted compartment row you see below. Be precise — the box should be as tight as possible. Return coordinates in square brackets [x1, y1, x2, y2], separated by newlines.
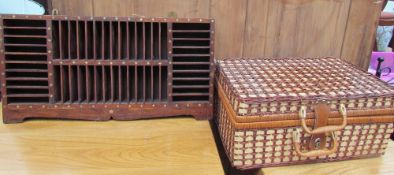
[52, 20, 168, 60]
[2, 19, 49, 103]
[53, 65, 167, 103]
[171, 23, 211, 101]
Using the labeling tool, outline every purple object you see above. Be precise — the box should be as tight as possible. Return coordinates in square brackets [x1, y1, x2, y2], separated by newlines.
[369, 52, 394, 85]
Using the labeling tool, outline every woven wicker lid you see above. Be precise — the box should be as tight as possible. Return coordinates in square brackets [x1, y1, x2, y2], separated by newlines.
[216, 57, 394, 117]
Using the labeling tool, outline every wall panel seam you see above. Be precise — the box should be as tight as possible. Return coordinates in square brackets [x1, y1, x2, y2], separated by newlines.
[339, 0, 353, 60]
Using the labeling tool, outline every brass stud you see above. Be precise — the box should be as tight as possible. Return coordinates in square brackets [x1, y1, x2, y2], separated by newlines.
[48, 39, 52, 42]
[187, 104, 190, 107]
[168, 40, 172, 43]
[175, 104, 178, 107]
[103, 17, 106, 20]
[65, 17, 68, 20]
[199, 19, 202, 22]
[164, 104, 167, 107]
[85, 61, 88, 64]
[115, 17, 118, 20]
[92, 105, 95, 108]
[122, 61, 125, 65]
[78, 16, 81, 20]
[16, 105, 19, 108]
[12, 15, 15, 18]
[198, 104, 202, 107]
[140, 104, 143, 108]
[117, 105, 119, 108]
[104, 105, 107, 108]
[48, 50, 52, 53]
[50, 83, 53, 87]
[48, 61, 52, 64]
[152, 104, 155, 107]
[72, 61, 76, 64]
[55, 105, 58, 108]
[128, 105, 131, 108]
[80, 105, 83, 108]
[211, 19, 214, 23]
[128, 17, 131, 21]
[49, 73, 53, 76]
[47, 27, 51, 30]
[176, 18, 179, 22]
[109, 109, 114, 114]
[168, 51, 172, 54]
[1, 72, 4, 75]
[50, 95, 53, 98]
[42, 105, 45, 108]
[139, 18, 143, 21]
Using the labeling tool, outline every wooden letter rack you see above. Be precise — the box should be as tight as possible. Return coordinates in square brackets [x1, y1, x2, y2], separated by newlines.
[0, 15, 215, 123]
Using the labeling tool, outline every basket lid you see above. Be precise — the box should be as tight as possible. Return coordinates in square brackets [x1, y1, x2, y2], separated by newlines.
[217, 57, 394, 119]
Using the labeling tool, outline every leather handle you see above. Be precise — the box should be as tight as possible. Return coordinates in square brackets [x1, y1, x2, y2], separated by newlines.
[292, 129, 338, 157]
[300, 104, 347, 134]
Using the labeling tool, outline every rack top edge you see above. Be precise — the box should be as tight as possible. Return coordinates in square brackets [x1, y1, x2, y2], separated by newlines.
[0, 14, 214, 23]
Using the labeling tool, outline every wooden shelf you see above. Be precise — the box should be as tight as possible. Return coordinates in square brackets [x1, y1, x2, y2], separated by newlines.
[6, 69, 48, 73]
[4, 26, 46, 30]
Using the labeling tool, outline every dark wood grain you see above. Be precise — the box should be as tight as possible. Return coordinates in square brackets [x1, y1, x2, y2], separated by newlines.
[0, 15, 214, 123]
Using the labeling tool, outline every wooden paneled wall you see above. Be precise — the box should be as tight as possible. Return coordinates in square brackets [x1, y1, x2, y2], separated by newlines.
[52, 0, 383, 70]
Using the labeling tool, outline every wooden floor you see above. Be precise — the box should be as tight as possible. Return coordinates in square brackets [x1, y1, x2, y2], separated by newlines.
[1, 108, 394, 175]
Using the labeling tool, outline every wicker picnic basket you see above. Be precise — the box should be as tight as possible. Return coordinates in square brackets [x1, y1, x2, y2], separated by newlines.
[215, 57, 394, 170]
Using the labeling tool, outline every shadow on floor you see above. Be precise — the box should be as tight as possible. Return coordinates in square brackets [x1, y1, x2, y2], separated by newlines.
[209, 120, 263, 175]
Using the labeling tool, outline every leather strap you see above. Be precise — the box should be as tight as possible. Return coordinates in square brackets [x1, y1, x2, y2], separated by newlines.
[308, 102, 330, 150]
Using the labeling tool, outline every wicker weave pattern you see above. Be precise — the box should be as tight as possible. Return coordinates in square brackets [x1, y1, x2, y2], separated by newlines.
[217, 57, 394, 116]
[216, 98, 393, 169]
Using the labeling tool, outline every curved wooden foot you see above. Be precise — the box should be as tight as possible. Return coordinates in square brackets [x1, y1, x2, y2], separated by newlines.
[3, 117, 25, 124]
